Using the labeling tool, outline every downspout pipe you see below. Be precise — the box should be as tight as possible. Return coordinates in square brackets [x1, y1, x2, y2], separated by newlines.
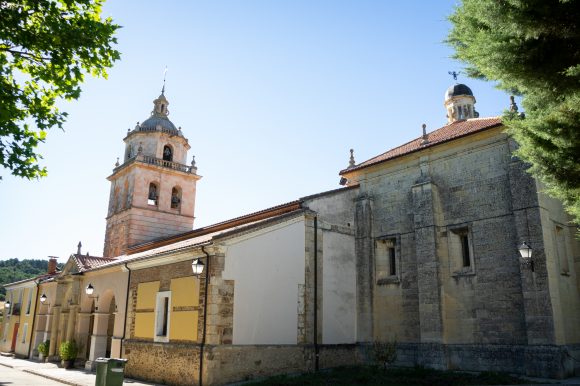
[199, 245, 211, 386]
[314, 216, 319, 372]
[27, 279, 41, 358]
[120, 262, 132, 357]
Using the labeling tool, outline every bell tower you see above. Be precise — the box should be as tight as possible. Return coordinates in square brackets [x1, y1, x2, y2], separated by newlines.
[103, 89, 201, 257]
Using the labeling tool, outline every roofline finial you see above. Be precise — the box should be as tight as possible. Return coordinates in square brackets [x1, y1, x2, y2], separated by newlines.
[162, 66, 168, 94]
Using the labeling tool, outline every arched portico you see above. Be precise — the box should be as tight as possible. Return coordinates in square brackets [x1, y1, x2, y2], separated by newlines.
[85, 289, 122, 369]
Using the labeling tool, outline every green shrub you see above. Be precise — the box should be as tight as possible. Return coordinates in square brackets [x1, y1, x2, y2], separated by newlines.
[373, 339, 398, 371]
[58, 340, 78, 361]
[37, 340, 50, 356]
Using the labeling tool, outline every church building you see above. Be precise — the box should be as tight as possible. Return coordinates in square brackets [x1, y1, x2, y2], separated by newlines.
[1, 82, 579, 385]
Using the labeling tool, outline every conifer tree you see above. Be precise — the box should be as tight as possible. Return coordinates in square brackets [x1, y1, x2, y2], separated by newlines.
[448, 0, 580, 224]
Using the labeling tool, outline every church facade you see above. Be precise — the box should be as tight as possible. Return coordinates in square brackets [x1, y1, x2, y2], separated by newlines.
[1, 83, 579, 385]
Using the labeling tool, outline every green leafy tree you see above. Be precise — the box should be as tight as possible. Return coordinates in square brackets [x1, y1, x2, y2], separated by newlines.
[0, 0, 120, 179]
[447, 0, 580, 224]
[0, 258, 52, 300]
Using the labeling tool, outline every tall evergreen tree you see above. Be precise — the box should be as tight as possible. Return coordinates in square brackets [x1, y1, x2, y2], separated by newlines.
[447, 0, 580, 225]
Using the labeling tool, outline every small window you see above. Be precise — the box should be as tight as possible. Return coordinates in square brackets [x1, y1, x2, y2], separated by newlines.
[8, 293, 13, 316]
[163, 145, 173, 162]
[449, 227, 474, 274]
[170, 187, 181, 209]
[12, 292, 21, 316]
[154, 291, 171, 343]
[375, 237, 399, 284]
[460, 234, 470, 267]
[148, 183, 158, 206]
[26, 289, 32, 315]
[389, 247, 396, 276]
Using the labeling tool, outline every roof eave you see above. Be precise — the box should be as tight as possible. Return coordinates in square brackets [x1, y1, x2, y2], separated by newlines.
[340, 121, 503, 176]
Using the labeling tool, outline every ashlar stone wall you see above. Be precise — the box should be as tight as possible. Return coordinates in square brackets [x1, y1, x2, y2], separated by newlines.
[345, 127, 579, 377]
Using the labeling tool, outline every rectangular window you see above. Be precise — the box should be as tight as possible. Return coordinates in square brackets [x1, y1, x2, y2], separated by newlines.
[389, 247, 397, 276]
[161, 297, 169, 336]
[12, 302, 21, 316]
[460, 234, 470, 267]
[449, 226, 474, 275]
[375, 236, 399, 284]
[11, 289, 22, 316]
[154, 291, 171, 342]
[26, 289, 32, 315]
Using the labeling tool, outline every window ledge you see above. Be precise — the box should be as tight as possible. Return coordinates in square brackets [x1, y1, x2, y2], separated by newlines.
[377, 276, 400, 285]
[153, 335, 169, 343]
[561, 271, 570, 277]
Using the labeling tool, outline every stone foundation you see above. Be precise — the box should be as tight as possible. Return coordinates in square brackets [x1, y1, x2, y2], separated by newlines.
[123, 340, 200, 386]
[123, 341, 579, 385]
[393, 343, 580, 379]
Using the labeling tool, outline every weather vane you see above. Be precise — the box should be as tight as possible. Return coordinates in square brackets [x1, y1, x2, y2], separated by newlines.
[162, 66, 168, 94]
[448, 70, 460, 82]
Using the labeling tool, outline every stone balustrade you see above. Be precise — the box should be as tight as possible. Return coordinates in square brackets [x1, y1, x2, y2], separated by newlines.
[115, 155, 195, 173]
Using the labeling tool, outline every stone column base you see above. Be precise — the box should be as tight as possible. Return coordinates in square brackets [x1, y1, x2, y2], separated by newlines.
[85, 360, 96, 371]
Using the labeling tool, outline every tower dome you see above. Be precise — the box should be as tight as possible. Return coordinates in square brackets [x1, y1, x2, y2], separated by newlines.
[444, 83, 478, 123]
[445, 83, 473, 100]
[135, 91, 182, 136]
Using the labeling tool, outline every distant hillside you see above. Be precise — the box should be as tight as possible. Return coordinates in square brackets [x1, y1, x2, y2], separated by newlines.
[0, 259, 53, 301]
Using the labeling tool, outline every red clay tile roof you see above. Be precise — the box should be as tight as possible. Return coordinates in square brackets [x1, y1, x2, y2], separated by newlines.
[340, 117, 503, 174]
[72, 254, 116, 272]
[127, 200, 303, 255]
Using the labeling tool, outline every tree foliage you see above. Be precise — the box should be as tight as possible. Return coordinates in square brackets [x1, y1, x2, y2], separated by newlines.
[0, 0, 120, 179]
[0, 258, 61, 300]
[448, 0, 580, 224]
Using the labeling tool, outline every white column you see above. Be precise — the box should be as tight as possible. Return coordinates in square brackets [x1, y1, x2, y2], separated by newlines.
[85, 312, 110, 370]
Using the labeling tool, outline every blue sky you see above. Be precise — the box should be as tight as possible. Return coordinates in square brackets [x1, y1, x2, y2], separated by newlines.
[0, 1, 513, 262]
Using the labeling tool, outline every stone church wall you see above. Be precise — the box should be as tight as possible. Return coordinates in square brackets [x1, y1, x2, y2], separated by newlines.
[347, 127, 580, 378]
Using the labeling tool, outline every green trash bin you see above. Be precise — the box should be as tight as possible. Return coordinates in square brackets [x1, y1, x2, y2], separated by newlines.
[94, 357, 128, 386]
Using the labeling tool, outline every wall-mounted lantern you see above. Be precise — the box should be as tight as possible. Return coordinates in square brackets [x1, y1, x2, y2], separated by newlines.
[518, 241, 534, 271]
[192, 258, 205, 276]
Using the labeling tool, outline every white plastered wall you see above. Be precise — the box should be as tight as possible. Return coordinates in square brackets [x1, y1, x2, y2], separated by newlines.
[222, 217, 305, 345]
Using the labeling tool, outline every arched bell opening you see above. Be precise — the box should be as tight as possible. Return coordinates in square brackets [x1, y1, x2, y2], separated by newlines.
[162, 145, 173, 162]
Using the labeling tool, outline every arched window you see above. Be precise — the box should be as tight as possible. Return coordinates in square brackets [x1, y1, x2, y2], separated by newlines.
[163, 145, 173, 162]
[171, 187, 181, 209]
[148, 183, 158, 206]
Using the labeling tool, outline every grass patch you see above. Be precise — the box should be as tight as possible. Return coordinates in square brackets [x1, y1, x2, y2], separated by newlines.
[244, 366, 534, 386]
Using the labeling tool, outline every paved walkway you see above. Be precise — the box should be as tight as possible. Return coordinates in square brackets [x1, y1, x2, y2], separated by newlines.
[1, 354, 579, 386]
[0, 355, 157, 386]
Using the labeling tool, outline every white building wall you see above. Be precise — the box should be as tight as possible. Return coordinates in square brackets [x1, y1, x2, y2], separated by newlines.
[222, 218, 305, 345]
[322, 231, 356, 344]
